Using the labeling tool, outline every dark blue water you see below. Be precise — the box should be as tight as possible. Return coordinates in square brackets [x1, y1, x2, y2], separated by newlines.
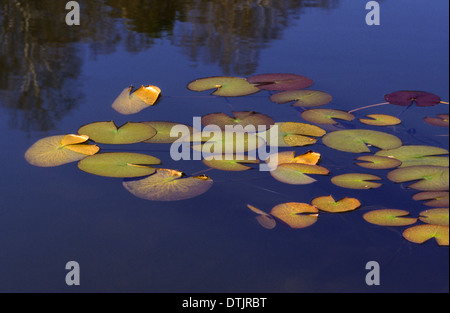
[0, 0, 448, 293]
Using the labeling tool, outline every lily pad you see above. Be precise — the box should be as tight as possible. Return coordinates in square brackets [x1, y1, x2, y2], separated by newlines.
[413, 192, 450, 207]
[385, 91, 441, 107]
[322, 129, 403, 153]
[270, 203, 319, 229]
[424, 114, 449, 127]
[312, 196, 361, 213]
[261, 122, 326, 147]
[190, 131, 265, 154]
[387, 166, 449, 191]
[270, 163, 329, 185]
[187, 76, 260, 97]
[267, 151, 321, 166]
[112, 85, 161, 115]
[78, 121, 157, 145]
[203, 154, 260, 171]
[359, 114, 402, 126]
[355, 155, 402, 170]
[331, 173, 383, 190]
[375, 145, 449, 168]
[247, 73, 314, 91]
[123, 169, 213, 201]
[143, 121, 194, 144]
[363, 209, 418, 227]
[77, 152, 161, 178]
[247, 204, 276, 230]
[270, 90, 332, 107]
[301, 109, 355, 125]
[25, 135, 100, 167]
[419, 208, 449, 226]
[202, 111, 274, 131]
[403, 225, 449, 246]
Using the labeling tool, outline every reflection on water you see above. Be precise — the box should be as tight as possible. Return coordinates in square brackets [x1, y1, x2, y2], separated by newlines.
[0, 0, 338, 132]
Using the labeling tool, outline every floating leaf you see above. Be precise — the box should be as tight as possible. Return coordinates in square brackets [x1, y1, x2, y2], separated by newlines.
[403, 225, 449, 246]
[301, 109, 355, 125]
[387, 166, 449, 191]
[187, 76, 260, 97]
[190, 131, 265, 154]
[270, 163, 329, 185]
[425, 114, 449, 127]
[375, 145, 449, 168]
[202, 111, 274, 131]
[363, 209, 418, 227]
[312, 196, 361, 213]
[78, 121, 157, 145]
[270, 203, 319, 229]
[359, 114, 402, 126]
[143, 121, 194, 144]
[260, 122, 326, 147]
[267, 151, 321, 166]
[78, 152, 161, 178]
[385, 91, 441, 107]
[112, 85, 161, 115]
[247, 73, 314, 91]
[123, 169, 213, 201]
[322, 129, 402, 153]
[413, 192, 450, 208]
[203, 155, 260, 171]
[331, 173, 383, 190]
[247, 205, 276, 230]
[419, 208, 449, 226]
[355, 155, 402, 170]
[270, 90, 332, 107]
[25, 135, 100, 168]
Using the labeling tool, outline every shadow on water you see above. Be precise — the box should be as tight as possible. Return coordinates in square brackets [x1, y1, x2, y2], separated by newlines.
[0, 0, 339, 132]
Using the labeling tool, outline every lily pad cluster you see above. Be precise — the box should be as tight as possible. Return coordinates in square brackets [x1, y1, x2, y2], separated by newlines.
[25, 74, 449, 247]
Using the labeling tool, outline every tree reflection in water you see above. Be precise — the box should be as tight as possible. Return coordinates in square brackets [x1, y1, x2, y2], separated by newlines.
[0, 0, 338, 131]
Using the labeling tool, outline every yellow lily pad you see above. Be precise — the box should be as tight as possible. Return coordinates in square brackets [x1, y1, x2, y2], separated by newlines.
[331, 173, 383, 190]
[203, 155, 260, 172]
[375, 145, 449, 168]
[387, 166, 449, 191]
[359, 114, 402, 126]
[419, 208, 449, 226]
[270, 90, 332, 107]
[363, 209, 418, 227]
[355, 155, 402, 170]
[270, 163, 329, 185]
[301, 109, 355, 125]
[187, 76, 260, 97]
[270, 203, 319, 229]
[143, 121, 194, 144]
[112, 85, 161, 115]
[403, 225, 449, 246]
[412, 192, 449, 207]
[312, 196, 361, 213]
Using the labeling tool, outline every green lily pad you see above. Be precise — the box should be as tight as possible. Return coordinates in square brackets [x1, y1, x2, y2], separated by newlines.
[270, 90, 332, 107]
[190, 131, 265, 154]
[203, 155, 260, 171]
[322, 129, 403, 153]
[247, 73, 314, 91]
[331, 173, 383, 190]
[142, 121, 194, 144]
[301, 109, 355, 125]
[247, 204, 276, 230]
[312, 196, 361, 213]
[260, 122, 326, 147]
[187, 76, 260, 97]
[419, 208, 449, 226]
[123, 169, 213, 201]
[387, 166, 449, 191]
[424, 114, 449, 127]
[112, 85, 161, 115]
[363, 209, 418, 227]
[25, 135, 100, 168]
[77, 152, 161, 178]
[355, 155, 402, 170]
[78, 121, 157, 145]
[270, 163, 330, 185]
[375, 145, 449, 168]
[270, 203, 319, 229]
[413, 192, 450, 207]
[403, 225, 449, 246]
[201, 111, 274, 131]
[359, 114, 402, 126]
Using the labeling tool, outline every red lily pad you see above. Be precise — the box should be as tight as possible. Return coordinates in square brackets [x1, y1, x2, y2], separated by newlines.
[247, 73, 314, 91]
[384, 91, 441, 107]
[424, 114, 449, 127]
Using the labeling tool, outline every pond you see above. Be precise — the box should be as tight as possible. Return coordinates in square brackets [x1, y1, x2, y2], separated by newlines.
[0, 0, 448, 293]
